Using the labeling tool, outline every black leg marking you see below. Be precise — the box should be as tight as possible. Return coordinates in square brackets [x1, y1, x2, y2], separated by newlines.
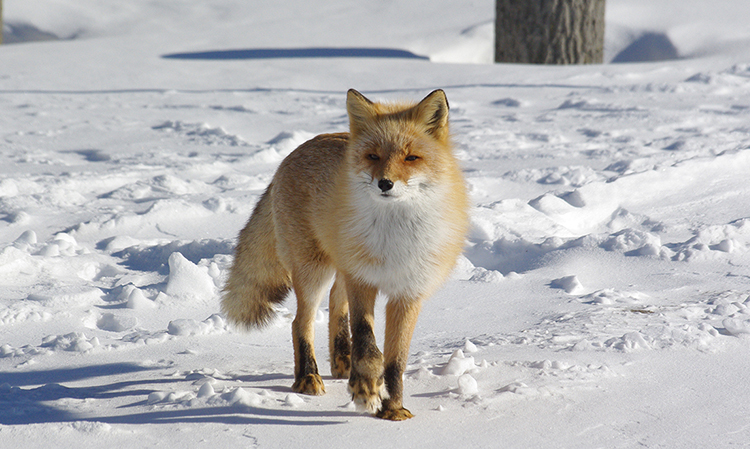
[383, 362, 403, 405]
[332, 315, 351, 375]
[296, 338, 319, 379]
[351, 319, 379, 360]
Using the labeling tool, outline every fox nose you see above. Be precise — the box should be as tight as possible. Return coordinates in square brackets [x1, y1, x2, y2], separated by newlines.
[378, 179, 394, 192]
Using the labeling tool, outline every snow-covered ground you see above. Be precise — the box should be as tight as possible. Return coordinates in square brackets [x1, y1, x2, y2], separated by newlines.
[2, 0, 750, 447]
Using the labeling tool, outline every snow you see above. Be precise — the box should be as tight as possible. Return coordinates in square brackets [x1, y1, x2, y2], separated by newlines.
[2, 0, 750, 447]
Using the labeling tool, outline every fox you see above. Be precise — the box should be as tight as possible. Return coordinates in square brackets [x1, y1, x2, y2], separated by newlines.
[222, 89, 470, 421]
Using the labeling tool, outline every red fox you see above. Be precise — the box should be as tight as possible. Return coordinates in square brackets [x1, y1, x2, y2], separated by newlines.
[222, 89, 470, 420]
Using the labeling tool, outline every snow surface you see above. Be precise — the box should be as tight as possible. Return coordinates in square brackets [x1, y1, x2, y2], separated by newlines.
[2, 0, 750, 447]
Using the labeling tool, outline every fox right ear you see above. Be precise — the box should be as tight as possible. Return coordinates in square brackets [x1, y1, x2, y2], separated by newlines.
[414, 89, 450, 142]
[347, 89, 376, 136]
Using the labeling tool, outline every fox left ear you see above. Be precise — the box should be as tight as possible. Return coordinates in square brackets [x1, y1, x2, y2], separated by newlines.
[415, 89, 450, 141]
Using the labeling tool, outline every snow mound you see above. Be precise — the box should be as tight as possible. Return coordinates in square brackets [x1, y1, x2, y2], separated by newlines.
[441, 350, 476, 376]
[96, 313, 138, 332]
[164, 252, 218, 300]
[551, 275, 585, 295]
[167, 314, 226, 336]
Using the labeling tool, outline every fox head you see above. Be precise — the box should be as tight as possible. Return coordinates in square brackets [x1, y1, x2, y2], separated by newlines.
[345, 89, 457, 201]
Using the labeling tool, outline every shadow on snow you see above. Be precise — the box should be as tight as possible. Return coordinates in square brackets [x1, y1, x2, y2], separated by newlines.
[162, 47, 429, 61]
[0, 362, 354, 426]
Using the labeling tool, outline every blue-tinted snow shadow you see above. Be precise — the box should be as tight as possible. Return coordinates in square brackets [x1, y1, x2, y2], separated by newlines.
[0, 363, 166, 425]
[0, 362, 353, 425]
[0, 362, 160, 387]
[611, 32, 680, 63]
[162, 47, 429, 61]
[106, 239, 235, 274]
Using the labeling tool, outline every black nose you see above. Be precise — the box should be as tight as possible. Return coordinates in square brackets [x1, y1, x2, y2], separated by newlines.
[378, 179, 394, 192]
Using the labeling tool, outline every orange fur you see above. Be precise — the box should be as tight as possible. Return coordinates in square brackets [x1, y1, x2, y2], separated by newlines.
[222, 89, 470, 420]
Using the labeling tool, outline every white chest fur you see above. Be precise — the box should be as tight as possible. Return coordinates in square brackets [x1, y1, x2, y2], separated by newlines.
[343, 174, 450, 299]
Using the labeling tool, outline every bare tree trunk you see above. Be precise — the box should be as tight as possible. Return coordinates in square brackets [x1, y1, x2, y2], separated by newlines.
[495, 0, 605, 64]
[1, 0, 4, 45]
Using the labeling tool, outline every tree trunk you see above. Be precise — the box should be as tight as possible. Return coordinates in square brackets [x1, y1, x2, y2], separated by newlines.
[495, 0, 605, 64]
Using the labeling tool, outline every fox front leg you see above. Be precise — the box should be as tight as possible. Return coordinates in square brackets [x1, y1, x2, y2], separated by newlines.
[345, 276, 384, 413]
[376, 298, 422, 421]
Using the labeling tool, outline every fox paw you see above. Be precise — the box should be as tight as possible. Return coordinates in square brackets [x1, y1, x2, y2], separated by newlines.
[348, 375, 384, 413]
[376, 407, 414, 421]
[292, 374, 325, 396]
[331, 355, 351, 379]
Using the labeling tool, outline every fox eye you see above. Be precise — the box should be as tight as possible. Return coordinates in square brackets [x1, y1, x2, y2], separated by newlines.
[405, 155, 420, 162]
[366, 154, 380, 161]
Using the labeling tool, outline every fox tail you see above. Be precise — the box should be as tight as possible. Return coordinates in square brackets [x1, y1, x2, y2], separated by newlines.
[222, 187, 291, 328]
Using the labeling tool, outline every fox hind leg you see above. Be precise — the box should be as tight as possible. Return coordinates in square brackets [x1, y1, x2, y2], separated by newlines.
[291, 264, 334, 396]
[328, 274, 351, 379]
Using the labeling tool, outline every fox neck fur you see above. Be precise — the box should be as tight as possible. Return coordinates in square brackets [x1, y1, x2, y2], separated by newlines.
[314, 90, 468, 301]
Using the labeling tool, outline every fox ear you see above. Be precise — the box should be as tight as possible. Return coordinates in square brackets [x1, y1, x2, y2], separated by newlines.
[347, 89, 376, 136]
[414, 89, 450, 141]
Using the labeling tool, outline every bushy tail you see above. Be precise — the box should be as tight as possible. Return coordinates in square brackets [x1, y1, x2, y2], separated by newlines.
[222, 187, 291, 328]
